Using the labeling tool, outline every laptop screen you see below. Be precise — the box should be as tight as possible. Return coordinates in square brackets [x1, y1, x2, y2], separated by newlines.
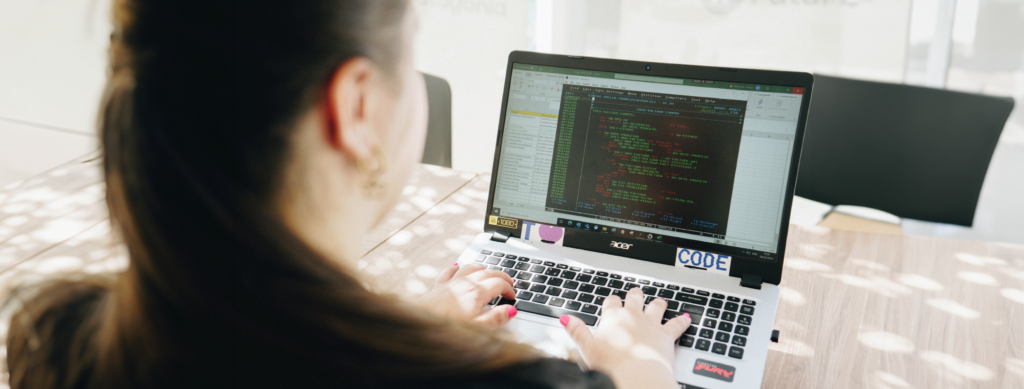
[492, 63, 805, 262]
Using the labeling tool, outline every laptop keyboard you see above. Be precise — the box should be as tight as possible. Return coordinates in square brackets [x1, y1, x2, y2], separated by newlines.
[475, 250, 755, 360]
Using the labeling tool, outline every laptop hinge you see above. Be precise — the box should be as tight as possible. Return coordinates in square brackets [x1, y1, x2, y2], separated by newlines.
[490, 231, 510, 243]
[740, 273, 763, 290]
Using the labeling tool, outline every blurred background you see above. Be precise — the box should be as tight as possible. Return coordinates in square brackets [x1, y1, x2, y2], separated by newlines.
[1, 0, 1021, 244]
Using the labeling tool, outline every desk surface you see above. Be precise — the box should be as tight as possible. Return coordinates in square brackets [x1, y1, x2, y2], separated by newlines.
[2, 157, 1023, 388]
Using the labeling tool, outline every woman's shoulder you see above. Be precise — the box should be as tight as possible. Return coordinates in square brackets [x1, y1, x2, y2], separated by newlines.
[443, 358, 615, 389]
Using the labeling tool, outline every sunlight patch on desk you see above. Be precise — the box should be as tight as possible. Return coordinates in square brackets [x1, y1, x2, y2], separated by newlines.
[387, 230, 414, 246]
[28, 255, 83, 274]
[850, 258, 888, 272]
[799, 243, 833, 257]
[919, 350, 994, 381]
[857, 331, 914, 353]
[925, 299, 980, 319]
[822, 273, 873, 288]
[2, 215, 28, 227]
[873, 371, 913, 388]
[1000, 288, 1024, 304]
[30, 219, 93, 243]
[784, 257, 834, 272]
[415, 265, 440, 278]
[956, 271, 999, 286]
[404, 278, 428, 295]
[1006, 358, 1024, 377]
[955, 252, 1007, 266]
[897, 274, 944, 291]
[444, 238, 468, 253]
[778, 286, 806, 306]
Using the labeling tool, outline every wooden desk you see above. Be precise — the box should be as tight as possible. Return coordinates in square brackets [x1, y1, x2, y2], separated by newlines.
[3, 161, 1024, 388]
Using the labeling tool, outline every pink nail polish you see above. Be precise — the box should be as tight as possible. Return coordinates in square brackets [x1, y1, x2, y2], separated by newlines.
[683, 313, 691, 319]
[452, 263, 459, 266]
[508, 306, 518, 319]
[559, 314, 570, 327]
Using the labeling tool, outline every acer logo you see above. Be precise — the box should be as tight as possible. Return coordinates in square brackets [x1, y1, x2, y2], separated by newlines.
[692, 359, 736, 382]
[610, 241, 633, 250]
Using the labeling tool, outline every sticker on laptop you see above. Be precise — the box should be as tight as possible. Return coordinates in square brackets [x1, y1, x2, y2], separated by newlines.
[692, 359, 736, 382]
[520, 221, 564, 246]
[676, 248, 731, 275]
[488, 215, 519, 229]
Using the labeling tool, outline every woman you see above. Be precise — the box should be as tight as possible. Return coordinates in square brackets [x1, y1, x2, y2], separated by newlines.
[5, 0, 692, 388]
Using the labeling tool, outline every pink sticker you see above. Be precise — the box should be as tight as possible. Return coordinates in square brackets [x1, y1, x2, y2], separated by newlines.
[521, 221, 564, 246]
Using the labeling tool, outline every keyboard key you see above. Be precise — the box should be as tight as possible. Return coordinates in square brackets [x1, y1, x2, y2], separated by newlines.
[608, 280, 624, 289]
[743, 299, 756, 306]
[727, 296, 740, 302]
[566, 301, 582, 311]
[514, 262, 531, 271]
[517, 257, 530, 262]
[686, 325, 698, 336]
[531, 274, 548, 283]
[563, 280, 580, 290]
[657, 289, 674, 299]
[489, 297, 499, 305]
[545, 268, 562, 277]
[493, 253, 505, 257]
[724, 302, 740, 312]
[625, 277, 636, 282]
[570, 266, 581, 271]
[530, 265, 546, 273]
[718, 322, 734, 332]
[666, 300, 680, 311]
[696, 290, 710, 297]
[546, 286, 563, 296]
[488, 266, 501, 271]
[663, 310, 681, 321]
[517, 300, 597, 326]
[506, 255, 517, 260]
[722, 312, 737, 322]
[517, 290, 533, 300]
[481, 250, 492, 255]
[667, 285, 680, 291]
[679, 335, 695, 348]
[576, 274, 593, 283]
[641, 286, 658, 295]
[561, 290, 579, 300]
[594, 297, 605, 305]
[578, 284, 596, 294]
[712, 293, 725, 299]
[497, 297, 515, 306]
[740, 305, 755, 315]
[675, 293, 709, 305]
[738, 315, 752, 326]
[544, 261, 556, 266]
[514, 281, 530, 289]
[596, 287, 612, 297]
[548, 297, 566, 307]
[546, 278, 563, 287]
[583, 269, 595, 274]
[681, 304, 705, 315]
[639, 280, 651, 285]
[653, 282, 664, 287]
[578, 294, 595, 303]
[485, 257, 501, 265]
[712, 342, 727, 355]
[529, 284, 547, 293]
[625, 283, 641, 291]
[734, 326, 750, 336]
[731, 335, 746, 347]
[581, 304, 600, 314]
[532, 294, 549, 304]
[705, 308, 720, 319]
[703, 319, 717, 328]
[699, 328, 714, 338]
[611, 290, 627, 299]
[609, 274, 622, 279]
[556, 264, 568, 269]
[560, 271, 577, 279]
[596, 271, 609, 277]
[475, 255, 487, 262]
[695, 339, 711, 351]
[592, 277, 609, 286]
[715, 332, 731, 343]
[728, 346, 744, 359]
[516, 272, 532, 280]
[709, 299, 724, 309]
[530, 259, 542, 264]
[502, 269, 517, 278]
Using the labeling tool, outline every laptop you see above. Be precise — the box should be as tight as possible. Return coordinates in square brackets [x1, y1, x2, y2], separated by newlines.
[455, 51, 813, 388]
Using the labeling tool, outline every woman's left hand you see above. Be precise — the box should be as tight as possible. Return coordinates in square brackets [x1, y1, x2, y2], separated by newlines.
[417, 263, 518, 328]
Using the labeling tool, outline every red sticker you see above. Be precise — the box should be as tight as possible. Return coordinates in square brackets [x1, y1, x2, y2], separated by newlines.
[693, 359, 736, 382]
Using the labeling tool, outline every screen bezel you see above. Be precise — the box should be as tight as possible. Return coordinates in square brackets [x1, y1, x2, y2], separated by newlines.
[483, 51, 814, 286]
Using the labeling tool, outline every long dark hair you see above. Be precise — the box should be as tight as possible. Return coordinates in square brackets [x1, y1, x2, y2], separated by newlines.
[5, 0, 535, 387]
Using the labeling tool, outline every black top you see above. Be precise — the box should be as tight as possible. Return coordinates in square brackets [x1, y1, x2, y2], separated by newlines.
[443, 358, 615, 389]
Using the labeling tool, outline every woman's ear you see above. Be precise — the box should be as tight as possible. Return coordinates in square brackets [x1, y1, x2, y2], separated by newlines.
[323, 57, 382, 169]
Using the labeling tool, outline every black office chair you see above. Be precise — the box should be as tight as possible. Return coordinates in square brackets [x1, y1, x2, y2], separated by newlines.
[421, 73, 452, 168]
[796, 75, 1015, 226]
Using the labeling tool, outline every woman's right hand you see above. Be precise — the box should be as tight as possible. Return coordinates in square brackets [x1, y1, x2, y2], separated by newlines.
[561, 287, 692, 389]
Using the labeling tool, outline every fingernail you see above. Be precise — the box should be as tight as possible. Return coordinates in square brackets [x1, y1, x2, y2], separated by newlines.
[660, 297, 666, 301]
[507, 306, 518, 319]
[683, 313, 691, 319]
[559, 314, 570, 327]
[452, 263, 458, 266]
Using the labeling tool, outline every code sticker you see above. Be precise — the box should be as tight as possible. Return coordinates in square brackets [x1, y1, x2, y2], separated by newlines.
[521, 221, 564, 246]
[676, 247, 730, 275]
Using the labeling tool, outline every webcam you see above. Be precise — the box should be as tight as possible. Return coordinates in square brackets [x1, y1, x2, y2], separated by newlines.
[644, 64, 652, 71]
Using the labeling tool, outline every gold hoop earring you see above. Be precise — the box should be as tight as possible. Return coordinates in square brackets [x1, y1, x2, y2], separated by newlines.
[358, 147, 389, 198]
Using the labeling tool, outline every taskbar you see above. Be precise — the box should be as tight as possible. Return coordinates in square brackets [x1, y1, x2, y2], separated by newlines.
[546, 208, 724, 240]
